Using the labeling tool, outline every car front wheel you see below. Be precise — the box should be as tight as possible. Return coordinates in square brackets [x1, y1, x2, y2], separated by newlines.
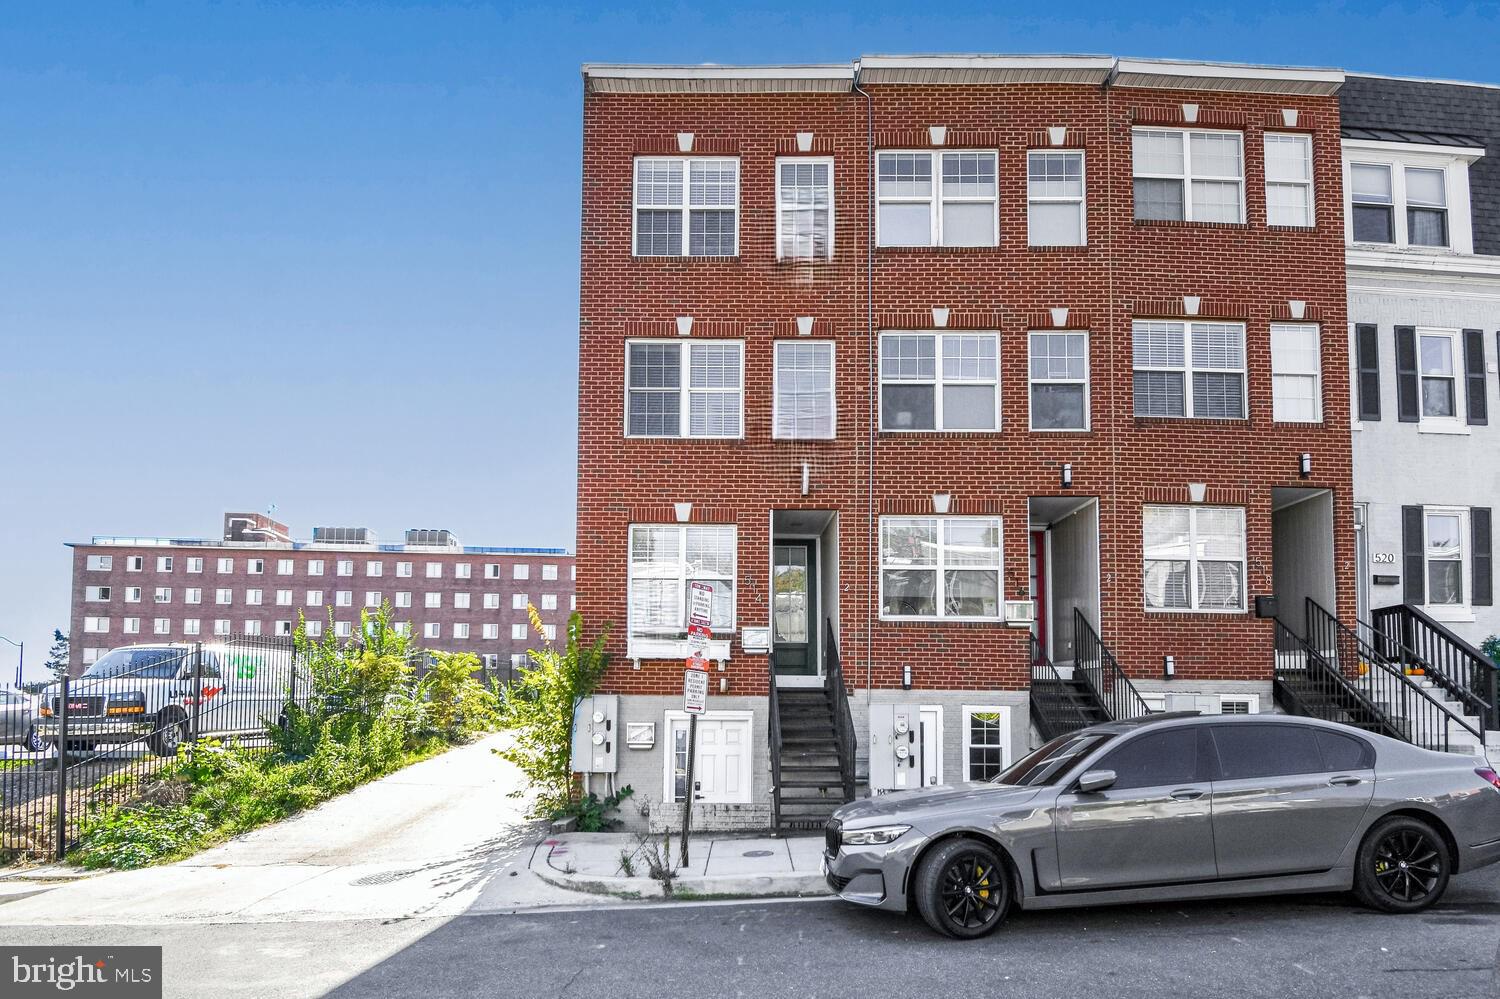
[913, 838, 1012, 939]
[150, 715, 188, 758]
[23, 726, 44, 753]
[1354, 816, 1450, 913]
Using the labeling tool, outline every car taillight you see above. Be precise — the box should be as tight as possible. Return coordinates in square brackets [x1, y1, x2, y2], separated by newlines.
[1476, 767, 1500, 791]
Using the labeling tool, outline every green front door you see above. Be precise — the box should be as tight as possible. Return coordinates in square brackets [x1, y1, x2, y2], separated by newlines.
[772, 541, 817, 676]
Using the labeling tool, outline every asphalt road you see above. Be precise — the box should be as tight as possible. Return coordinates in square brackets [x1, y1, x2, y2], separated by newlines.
[6, 867, 1500, 999]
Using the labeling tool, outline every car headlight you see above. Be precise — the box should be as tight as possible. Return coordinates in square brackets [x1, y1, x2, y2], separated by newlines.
[841, 824, 911, 847]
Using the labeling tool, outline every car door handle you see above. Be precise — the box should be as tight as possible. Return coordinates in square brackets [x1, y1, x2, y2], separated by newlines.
[1328, 775, 1363, 787]
[1169, 789, 1205, 801]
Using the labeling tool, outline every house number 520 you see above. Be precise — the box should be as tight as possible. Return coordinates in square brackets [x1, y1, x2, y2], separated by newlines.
[1371, 552, 1396, 564]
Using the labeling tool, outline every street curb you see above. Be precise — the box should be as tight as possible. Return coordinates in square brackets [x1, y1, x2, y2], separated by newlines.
[533, 865, 831, 902]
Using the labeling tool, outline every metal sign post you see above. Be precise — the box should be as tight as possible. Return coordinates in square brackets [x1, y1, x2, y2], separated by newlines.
[679, 582, 714, 867]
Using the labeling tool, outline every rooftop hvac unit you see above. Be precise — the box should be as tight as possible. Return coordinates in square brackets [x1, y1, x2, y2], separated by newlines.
[311, 526, 375, 544]
[405, 529, 459, 547]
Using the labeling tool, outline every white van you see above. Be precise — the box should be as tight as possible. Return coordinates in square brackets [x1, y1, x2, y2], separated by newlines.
[36, 642, 310, 756]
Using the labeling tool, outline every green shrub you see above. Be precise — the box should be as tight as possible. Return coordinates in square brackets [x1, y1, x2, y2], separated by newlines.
[418, 651, 499, 741]
[1482, 635, 1499, 667]
[74, 803, 210, 870]
[554, 785, 634, 831]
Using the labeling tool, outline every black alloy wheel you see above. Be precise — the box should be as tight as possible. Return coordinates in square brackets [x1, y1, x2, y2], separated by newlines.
[914, 838, 1012, 939]
[1355, 816, 1450, 913]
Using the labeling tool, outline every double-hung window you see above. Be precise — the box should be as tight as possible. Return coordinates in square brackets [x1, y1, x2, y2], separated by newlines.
[880, 333, 999, 431]
[1028, 331, 1090, 430]
[1142, 505, 1247, 612]
[627, 524, 736, 654]
[879, 517, 1002, 620]
[1133, 129, 1244, 223]
[876, 151, 998, 247]
[1405, 167, 1449, 247]
[1270, 324, 1323, 423]
[1264, 133, 1313, 226]
[633, 157, 738, 257]
[1350, 163, 1394, 243]
[1419, 330, 1460, 421]
[1423, 508, 1468, 606]
[776, 158, 833, 259]
[1027, 151, 1085, 245]
[1132, 321, 1246, 419]
[773, 341, 835, 439]
[1350, 162, 1452, 248]
[625, 341, 743, 438]
[963, 706, 1012, 781]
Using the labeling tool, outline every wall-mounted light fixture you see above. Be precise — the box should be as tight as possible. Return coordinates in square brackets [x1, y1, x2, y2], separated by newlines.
[1163, 655, 1176, 680]
[932, 492, 952, 514]
[1061, 463, 1073, 489]
[902, 663, 913, 690]
[1299, 452, 1312, 479]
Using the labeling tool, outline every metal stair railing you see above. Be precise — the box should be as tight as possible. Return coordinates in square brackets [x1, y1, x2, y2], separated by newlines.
[1372, 603, 1499, 731]
[1273, 618, 1402, 739]
[1306, 599, 1483, 753]
[1029, 633, 1093, 738]
[1072, 609, 1154, 721]
[823, 620, 856, 802]
[767, 649, 783, 831]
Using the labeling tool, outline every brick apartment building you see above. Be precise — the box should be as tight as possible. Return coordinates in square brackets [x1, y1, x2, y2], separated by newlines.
[67, 511, 574, 676]
[576, 56, 1359, 833]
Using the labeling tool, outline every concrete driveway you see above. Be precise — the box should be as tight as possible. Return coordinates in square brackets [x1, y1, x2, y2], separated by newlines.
[0, 733, 607, 924]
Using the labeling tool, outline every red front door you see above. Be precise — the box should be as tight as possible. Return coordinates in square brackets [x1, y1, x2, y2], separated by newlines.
[1029, 530, 1048, 652]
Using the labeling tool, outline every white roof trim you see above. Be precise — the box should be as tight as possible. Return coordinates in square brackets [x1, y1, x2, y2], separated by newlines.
[1347, 247, 1500, 279]
[1113, 57, 1344, 96]
[583, 63, 854, 94]
[1342, 137, 1486, 159]
[858, 54, 1114, 85]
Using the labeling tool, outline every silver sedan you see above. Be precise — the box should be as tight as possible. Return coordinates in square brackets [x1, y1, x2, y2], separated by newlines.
[825, 712, 1500, 938]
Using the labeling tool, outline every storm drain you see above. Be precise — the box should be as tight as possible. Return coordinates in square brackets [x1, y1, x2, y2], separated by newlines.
[351, 869, 414, 887]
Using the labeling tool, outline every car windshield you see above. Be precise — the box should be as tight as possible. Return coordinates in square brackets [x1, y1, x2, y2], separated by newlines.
[994, 733, 1111, 787]
[81, 648, 186, 680]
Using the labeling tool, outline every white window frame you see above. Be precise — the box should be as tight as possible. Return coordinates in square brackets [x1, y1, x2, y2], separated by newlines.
[878, 516, 1004, 622]
[367, 561, 383, 577]
[1026, 149, 1086, 246]
[304, 619, 322, 638]
[276, 589, 292, 606]
[1132, 320, 1247, 419]
[365, 591, 382, 608]
[245, 588, 262, 606]
[183, 619, 200, 637]
[1416, 327, 1468, 432]
[627, 523, 737, 659]
[395, 591, 412, 608]
[624, 339, 745, 439]
[277, 559, 294, 575]
[663, 710, 754, 804]
[510, 623, 527, 641]
[542, 564, 558, 581]
[335, 590, 352, 607]
[126, 556, 144, 572]
[1132, 127, 1246, 223]
[185, 588, 201, 605]
[632, 156, 740, 258]
[1142, 504, 1248, 614]
[774, 155, 834, 260]
[248, 559, 264, 575]
[483, 593, 500, 609]
[879, 331, 1001, 432]
[213, 619, 231, 637]
[1027, 330, 1091, 431]
[124, 586, 142, 603]
[216, 557, 233, 574]
[424, 592, 441, 609]
[1270, 323, 1323, 424]
[456, 563, 472, 579]
[336, 621, 354, 639]
[1423, 506, 1471, 615]
[1342, 141, 1478, 253]
[483, 623, 500, 640]
[454, 592, 471, 609]
[876, 149, 999, 248]
[484, 563, 500, 579]
[337, 560, 354, 577]
[453, 623, 470, 639]
[122, 617, 140, 635]
[540, 593, 558, 611]
[426, 562, 442, 579]
[423, 622, 441, 639]
[307, 559, 324, 576]
[85, 586, 110, 601]
[1264, 133, 1314, 227]
[397, 561, 413, 578]
[157, 556, 173, 573]
[306, 590, 323, 606]
[961, 705, 1014, 781]
[154, 587, 171, 603]
[512, 593, 528, 610]
[773, 340, 837, 440]
[83, 616, 109, 634]
[187, 557, 203, 574]
[513, 564, 530, 580]
[86, 555, 112, 571]
[1217, 694, 1261, 715]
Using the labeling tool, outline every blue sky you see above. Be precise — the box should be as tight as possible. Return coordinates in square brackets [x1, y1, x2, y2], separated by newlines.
[2, 0, 1498, 680]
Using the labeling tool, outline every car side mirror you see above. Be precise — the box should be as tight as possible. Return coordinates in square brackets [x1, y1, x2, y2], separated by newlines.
[1077, 769, 1116, 794]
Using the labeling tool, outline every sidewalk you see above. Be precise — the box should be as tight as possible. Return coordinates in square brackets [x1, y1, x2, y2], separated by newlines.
[530, 831, 830, 899]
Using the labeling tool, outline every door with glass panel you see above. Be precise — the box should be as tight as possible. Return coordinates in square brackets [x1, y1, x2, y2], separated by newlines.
[773, 542, 817, 678]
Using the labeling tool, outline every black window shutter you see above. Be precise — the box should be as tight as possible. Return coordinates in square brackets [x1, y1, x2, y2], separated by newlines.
[1402, 505, 1426, 605]
[1464, 329, 1488, 425]
[1395, 326, 1419, 423]
[1356, 324, 1381, 421]
[1474, 508, 1493, 607]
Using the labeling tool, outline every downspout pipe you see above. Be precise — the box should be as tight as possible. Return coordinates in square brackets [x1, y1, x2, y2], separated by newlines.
[853, 65, 874, 696]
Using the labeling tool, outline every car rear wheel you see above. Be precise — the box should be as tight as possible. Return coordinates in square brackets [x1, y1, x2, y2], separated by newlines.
[1354, 816, 1450, 913]
[913, 838, 1012, 939]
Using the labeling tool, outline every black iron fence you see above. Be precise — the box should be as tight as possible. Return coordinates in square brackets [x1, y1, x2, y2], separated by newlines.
[1, 636, 307, 863]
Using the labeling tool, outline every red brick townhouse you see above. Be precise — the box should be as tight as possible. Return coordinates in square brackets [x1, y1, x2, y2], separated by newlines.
[576, 56, 1355, 833]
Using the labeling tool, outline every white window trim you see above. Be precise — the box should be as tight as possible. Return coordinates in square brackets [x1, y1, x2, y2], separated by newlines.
[1132, 127, 1246, 223]
[1342, 141, 1478, 254]
[879, 331, 1001, 432]
[1132, 320, 1248, 420]
[1027, 329, 1091, 431]
[1415, 327, 1470, 434]
[876, 149, 1000, 248]
[774, 155, 835, 261]
[1263, 132, 1315, 228]
[961, 704, 1014, 781]
[772, 339, 837, 440]
[623, 338, 745, 440]
[1026, 149, 1087, 246]
[662, 709, 754, 805]
[632, 155, 740, 258]
[878, 515, 1004, 622]
[1270, 322, 1324, 424]
[626, 523, 737, 659]
[1142, 504, 1249, 614]
[1423, 505, 1472, 619]
[1217, 693, 1261, 714]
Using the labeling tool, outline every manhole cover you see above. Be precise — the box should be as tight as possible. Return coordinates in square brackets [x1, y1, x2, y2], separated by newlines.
[742, 850, 774, 858]
[351, 870, 412, 887]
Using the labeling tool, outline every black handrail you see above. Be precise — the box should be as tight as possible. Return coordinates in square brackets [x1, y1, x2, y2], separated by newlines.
[1372, 603, 1499, 731]
[1029, 633, 1093, 739]
[823, 620, 856, 802]
[1072, 609, 1153, 720]
[1273, 618, 1404, 741]
[767, 649, 782, 832]
[1305, 599, 1482, 752]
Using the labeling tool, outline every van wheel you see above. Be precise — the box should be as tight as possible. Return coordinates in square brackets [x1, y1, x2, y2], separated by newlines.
[24, 727, 44, 754]
[913, 838, 1012, 939]
[150, 715, 188, 758]
[1354, 816, 1450, 913]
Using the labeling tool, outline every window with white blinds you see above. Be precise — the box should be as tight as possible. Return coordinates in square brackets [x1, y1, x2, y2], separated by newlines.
[880, 517, 1003, 620]
[773, 341, 835, 439]
[634, 157, 739, 257]
[1264, 133, 1313, 227]
[877, 150, 998, 247]
[1132, 321, 1246, 419]
[626, 341, 743, 438]
[1271, 324, 1322, 423]
[1142, 505, 1246, 611]
[776, 158, 833, 259]
[628, 524, 737, 645]
[1133, 129, 1244, 223]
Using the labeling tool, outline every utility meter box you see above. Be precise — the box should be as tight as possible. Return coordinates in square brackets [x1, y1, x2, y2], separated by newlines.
[868, 702, 922, 792]
[570, 694, 619, 774]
